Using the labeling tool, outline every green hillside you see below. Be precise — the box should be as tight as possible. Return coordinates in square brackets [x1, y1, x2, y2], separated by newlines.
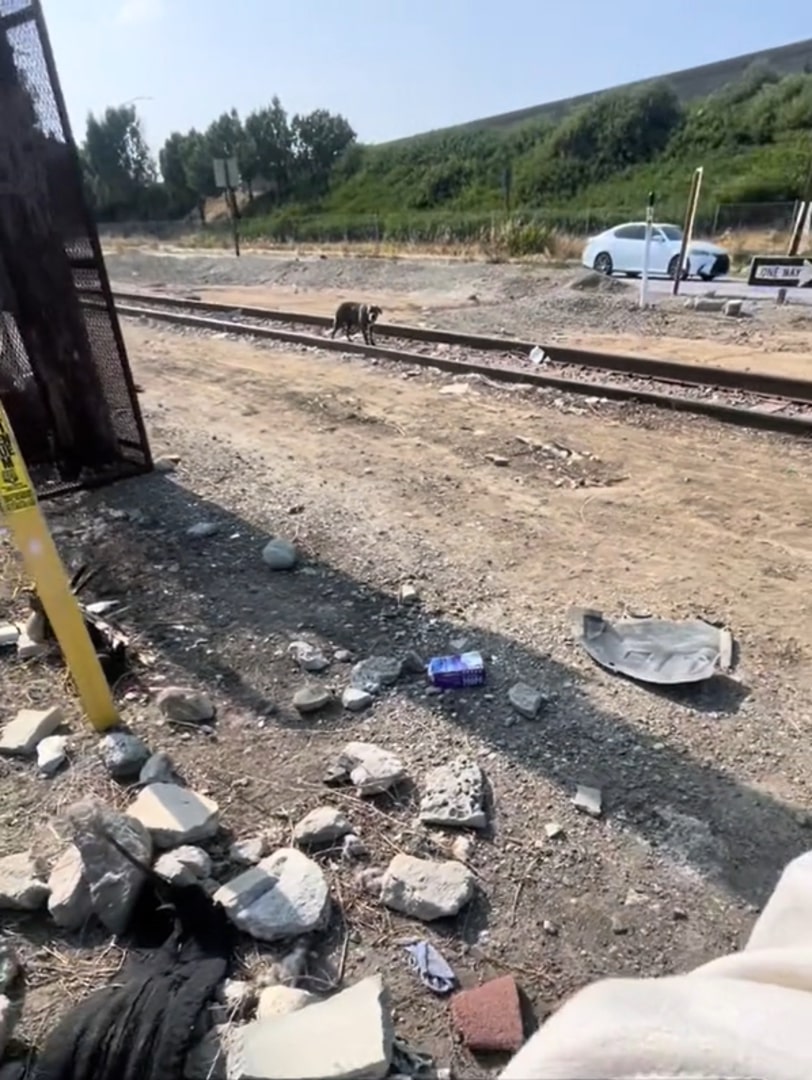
[239, 64, 812, 249]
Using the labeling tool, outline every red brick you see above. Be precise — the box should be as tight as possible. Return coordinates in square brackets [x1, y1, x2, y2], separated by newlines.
[451, 974, 524, 1053]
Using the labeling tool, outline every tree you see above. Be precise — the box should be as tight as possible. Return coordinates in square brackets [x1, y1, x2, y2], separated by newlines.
[290, 108, 356, 198]
[82, 104, 156, 219]
[244, 97, 293, 202]
[179, 129, 218, 223]
[159, 131, 196, 216]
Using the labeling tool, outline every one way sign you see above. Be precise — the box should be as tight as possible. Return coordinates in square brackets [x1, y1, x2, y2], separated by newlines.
[748, 255, 812, 287]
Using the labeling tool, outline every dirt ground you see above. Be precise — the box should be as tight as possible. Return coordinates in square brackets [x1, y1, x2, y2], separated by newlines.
[3, 251, 812, 1074]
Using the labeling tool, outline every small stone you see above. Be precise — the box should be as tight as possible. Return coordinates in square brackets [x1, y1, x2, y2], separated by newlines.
[0, 705, 63, 755]
[333, 648, 353, 663]
[293, 806, 352, 846]
[24, 610, 47, 643]
[154, 845, 212, 885]
[288, 641, 330, 673]
[101, 731, 150, 778]
[214, 848, 330, 942]
[0, 624, 19, 648]
[625, 888, 648, 907]
[68, 801, 152, 933]
[419, 758, 487, 830]
[37, 735, 68, 776]
[673, 907, 688, 921]
[0, 947, 20, 996]
[356, 866, 385, 897]
[573, 784, 602, 817]
[256, 985, 317, 1019]
[139, 750, 180, 786]
[230, 835, 269, 866]
[0, 996, 16, 1062]
[350, 656, 402, 694]
[401, 650, 426, 675]
[451, 834, 474, 863]
[341, 686, 373, 712]
[293, 685, 331, 713]
[508, 681, 545, 720]
[342, 834, 368, 861]
[338, 742, 406, 795]
[156, 686, 215, 724]
[186, 521, 219, 538]
[485, 454, 510, 467]
[153, 455, 178, 473]
[723, 298, 744, 317]
[398, 583, 419, 605]
[262, 537, 298, 570]
[381, 853, 475, 920]
[542, 919, 558, 935]
[16, 632, 47, 660]
[0, 852, 49, 910]
[47, 846, 91, 929]
[611, 912, 629, 934]
[128, 783, 220, 848]
[238, 975, 393, 1080]
[544, 822, 564, 839]
[451, 975, 524, 1053]
[693, 297, 726, 312]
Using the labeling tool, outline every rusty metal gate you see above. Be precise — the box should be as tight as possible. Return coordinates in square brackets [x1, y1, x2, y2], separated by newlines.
[0, 0, 151, 498]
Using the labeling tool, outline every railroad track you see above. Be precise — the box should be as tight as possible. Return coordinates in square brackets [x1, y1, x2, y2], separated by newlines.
[83, 288, 812, 437]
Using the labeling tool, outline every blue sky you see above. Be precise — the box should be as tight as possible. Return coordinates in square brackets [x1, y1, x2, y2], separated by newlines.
[42, 0, 809, 154]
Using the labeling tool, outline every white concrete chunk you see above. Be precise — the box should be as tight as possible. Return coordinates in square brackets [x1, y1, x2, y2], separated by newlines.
[37, 735, 68, 776]
[0, 852, 49, 911]
[0, 706, 63, 755]
[154, 845, 212, 885]
[418, 758, 486, 829]
[256, 985, 317, 1019]
[128, 783, 219, 848]
[235, 975, 393, 1080]
[293, 806, 352, 846]
[381, 853, 475, 920]
[214, 848, 329, 942]
[338, 742, 405, 795]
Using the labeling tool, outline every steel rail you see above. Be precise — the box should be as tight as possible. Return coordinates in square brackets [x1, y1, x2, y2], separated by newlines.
[98, 287, 812, 405]
[79, 295, 812, 438]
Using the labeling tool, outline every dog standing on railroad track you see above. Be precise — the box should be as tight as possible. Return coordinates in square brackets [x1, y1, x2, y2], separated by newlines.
[329, 301, 382, 346]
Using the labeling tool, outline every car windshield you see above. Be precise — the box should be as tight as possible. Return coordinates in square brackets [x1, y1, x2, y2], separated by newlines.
[658, 225, 683, 241]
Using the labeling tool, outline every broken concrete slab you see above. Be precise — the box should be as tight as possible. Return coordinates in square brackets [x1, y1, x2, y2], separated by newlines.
[154, 845, 212, 886]
[338, 742, 405, 795]
[381, 853, 475, 920]
[419, 758, 486, 830]
[0, 852, 49, 911]
[293, 806, 352, 846]
[101, 731, 150, 778]
[0, 706, 63, 756]
[214, 848, 330, 942]
[156, 686, 215, 724]
[128, 783, 219, 848]
[37, 735, 68, 777]
[236, 975, 393, 1080]
[508, 681, 546, 720]
[47, 846, 92, 930]
[256, 984, 317, 1019]
[350, 656, 402, 694]
[68, 801, 152, 934]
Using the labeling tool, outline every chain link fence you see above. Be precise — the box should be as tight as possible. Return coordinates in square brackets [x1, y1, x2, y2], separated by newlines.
[0, 0, 151, 497]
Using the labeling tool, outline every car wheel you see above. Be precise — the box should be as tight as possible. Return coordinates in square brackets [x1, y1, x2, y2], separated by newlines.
[593, 252, 613, 275]
[698, 270, 714, 282]
[668, 255, 691, 280]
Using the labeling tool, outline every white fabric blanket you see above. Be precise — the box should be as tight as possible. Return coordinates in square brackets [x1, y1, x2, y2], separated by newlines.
[501, 850, 812, 1079]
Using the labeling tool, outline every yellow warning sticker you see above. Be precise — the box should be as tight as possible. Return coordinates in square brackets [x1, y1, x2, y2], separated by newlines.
[0, 411, 35, 514]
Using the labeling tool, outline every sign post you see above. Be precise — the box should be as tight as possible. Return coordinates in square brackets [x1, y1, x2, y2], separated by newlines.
[672, 166, 704, 297]
[748, 255, 812, 289]
[0, 403, 118, 730]
[640, 190, 655, 309]
[213, 157, 241, 258]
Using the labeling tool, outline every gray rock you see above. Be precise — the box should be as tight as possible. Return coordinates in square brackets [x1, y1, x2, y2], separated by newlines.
[139, 750, 180, 786]
[350, 656, 402, 694]
[508, 681, 545, 720]
[355, 866, 385, 897]
[338, 742, 405, 795]
[0, 852, 49, 911]
[0, 623, 19, 649]
[256, 985, 317, 1019]
[544, 821, 565, 839]
[24, 610, 47, 643]
[101, 731, 150, 778]
[214, 848, 329, 942]
[156, 686, 215, 724]
[0, 995, 16, 1063]
[293, 685, 331, 713]
[68, 802, 152, 933]
[419, 757, 487, 830]
[341, 686, 373, 712]
[128, 783, 220, 848]
[342, 834, 369, 861]
[236, 975, 393, 1080]
[37, 735, 68, 776]
[288, 641, 330, 673]
[573, 784, 603, 817]
[154, 845, 212, 886]
[186, 521, 219, 538]
[262, 538, 298, 570]
[47, 846, 92, 929]
[398, 583, 419, 605]
[230, 835, 269, 866]
[381, 853, 475, 920]
[0, 947, 20, 995]
[293, 806, 352, 846]
[401, 650, 426, 675]
[723, 298, 744, 317]
[694, 297, 726, 312]
[333, 648, 353, 663]
[0, 706, 63, 755]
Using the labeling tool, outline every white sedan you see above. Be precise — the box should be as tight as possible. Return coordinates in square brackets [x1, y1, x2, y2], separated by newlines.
[581, 222, 730, 281]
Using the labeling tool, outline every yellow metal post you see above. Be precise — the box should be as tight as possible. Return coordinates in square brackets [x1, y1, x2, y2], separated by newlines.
[0, 402, 118, 730]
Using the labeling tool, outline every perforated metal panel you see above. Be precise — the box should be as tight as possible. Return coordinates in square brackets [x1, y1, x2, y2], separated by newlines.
[0, 0, 151, 498]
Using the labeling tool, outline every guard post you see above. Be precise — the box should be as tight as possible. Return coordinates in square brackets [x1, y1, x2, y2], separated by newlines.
[0, 402, 118, 731]
[672, 166, 704, 297]
[640, 190, 655, 309]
